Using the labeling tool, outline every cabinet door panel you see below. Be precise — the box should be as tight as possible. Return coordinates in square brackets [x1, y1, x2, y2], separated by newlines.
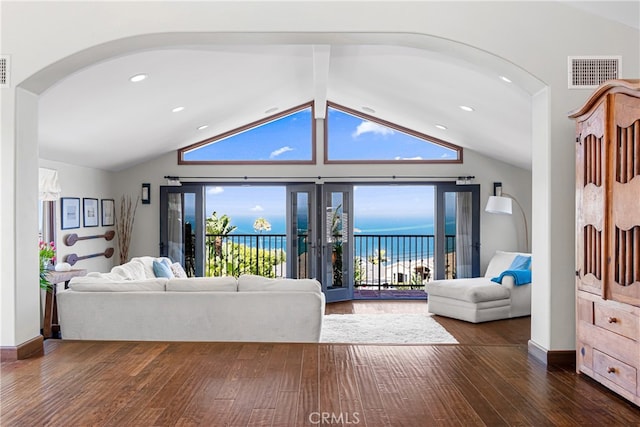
[576, 103, 606, 295]
[607, 94, 640, 306]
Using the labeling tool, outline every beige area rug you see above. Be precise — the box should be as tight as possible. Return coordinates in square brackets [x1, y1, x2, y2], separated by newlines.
[320, 313, 458, 344]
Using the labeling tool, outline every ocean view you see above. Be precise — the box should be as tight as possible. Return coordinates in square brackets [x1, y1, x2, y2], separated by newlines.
[195, 214, 456, 265]
[222, 216, 445, 236]
[193, 184, 457, 264]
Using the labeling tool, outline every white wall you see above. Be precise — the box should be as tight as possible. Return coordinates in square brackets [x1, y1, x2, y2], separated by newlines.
[1, 1, 638, 353]
[39, 160, 116, 274]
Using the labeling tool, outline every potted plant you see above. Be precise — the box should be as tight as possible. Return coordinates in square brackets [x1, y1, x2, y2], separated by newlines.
[39, 240, 56, 290]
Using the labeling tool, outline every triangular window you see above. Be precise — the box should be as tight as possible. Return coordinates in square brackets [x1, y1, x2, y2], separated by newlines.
[179, 103, 314, 164]
[325, 103, 462, 163]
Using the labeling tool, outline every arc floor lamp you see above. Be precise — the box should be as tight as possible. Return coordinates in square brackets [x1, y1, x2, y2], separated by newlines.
[485, 182, 529, 252]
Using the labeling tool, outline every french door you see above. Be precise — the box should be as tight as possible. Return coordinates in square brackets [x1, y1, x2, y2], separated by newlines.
[158, 182, 478, 291]
[286, 184, 318, 280]
[159, 185, 205, 276]
[287, 183, 354, 302]
[321, 184, 354, 302]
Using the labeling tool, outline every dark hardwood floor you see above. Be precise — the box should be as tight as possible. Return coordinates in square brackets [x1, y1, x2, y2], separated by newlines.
[2, 301, 640, 426]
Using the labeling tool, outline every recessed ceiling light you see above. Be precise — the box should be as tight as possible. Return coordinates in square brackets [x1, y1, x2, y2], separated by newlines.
[362, 106, 376, 113]
[264, 107, 279, 114]
[197, 125, 208, 131]
[129, 73, 147, 83]
[499, 75, 512, 83]
[435, 124, 448, 130]
[172, 106, 185, 113]
[459, 105, 474, 112]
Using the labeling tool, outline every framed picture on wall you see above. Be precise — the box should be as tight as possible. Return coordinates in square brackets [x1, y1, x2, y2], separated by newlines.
[61, 197, 81, 230]
[83, 198, 99, 227]
[101, 199, 115, 226]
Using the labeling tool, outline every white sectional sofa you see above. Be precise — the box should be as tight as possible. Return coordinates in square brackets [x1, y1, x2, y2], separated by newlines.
[57, 257, 325, 342]
[425, 251, 532, 323]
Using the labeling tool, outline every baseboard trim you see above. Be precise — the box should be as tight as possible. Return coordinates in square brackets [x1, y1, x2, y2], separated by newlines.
[528, 340, 575, 368]
[0, 335, 44, 362]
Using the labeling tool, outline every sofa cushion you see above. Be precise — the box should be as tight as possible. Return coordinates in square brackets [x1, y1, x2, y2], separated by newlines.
[238, 274, 322, 293]
[167, 276, 237, 292]
[69, 277, 167, 292]
[426, 278, 510, 303]
[153, 259, 174, 278]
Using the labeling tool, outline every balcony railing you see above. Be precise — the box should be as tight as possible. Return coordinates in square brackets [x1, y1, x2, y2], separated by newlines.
[204, 233, 457, 289]
[352, 235, 456, 291]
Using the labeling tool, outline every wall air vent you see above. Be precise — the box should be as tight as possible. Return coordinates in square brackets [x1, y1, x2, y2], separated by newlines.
[568, 56, 621, 89]
[0, 55, 9, 88]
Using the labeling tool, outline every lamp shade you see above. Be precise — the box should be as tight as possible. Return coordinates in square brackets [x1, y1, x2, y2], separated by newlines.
[485, 195, 512, 214]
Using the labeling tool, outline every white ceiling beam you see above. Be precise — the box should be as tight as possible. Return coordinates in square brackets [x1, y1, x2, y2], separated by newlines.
[312, 45, 331, 119]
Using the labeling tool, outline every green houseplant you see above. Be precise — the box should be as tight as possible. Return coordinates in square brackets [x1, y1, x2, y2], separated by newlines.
[39, 240, 56, 290]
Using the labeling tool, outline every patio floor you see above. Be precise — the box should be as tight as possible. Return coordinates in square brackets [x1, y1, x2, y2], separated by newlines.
[353, 288, 427, 300]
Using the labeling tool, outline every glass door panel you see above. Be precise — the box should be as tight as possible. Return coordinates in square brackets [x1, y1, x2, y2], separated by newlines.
[322, 184, 353, 302]
[435, 184, 480, 279]
[160, 185, 204, 276]
[286, 184, 318, 279]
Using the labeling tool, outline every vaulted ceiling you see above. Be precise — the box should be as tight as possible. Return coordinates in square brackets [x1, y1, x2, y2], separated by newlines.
[38, 43, 534, 171]
[36, 2, 638, 173]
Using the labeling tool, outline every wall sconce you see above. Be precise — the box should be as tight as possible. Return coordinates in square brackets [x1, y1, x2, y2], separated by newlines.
[485, 182, 529, 252]
[141, 183, 151, 204]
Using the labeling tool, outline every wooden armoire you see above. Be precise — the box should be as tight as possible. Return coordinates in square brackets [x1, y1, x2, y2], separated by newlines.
[570, 79, 640, 406]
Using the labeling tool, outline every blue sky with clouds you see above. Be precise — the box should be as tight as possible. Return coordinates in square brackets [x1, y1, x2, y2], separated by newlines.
[184, 105, 456, 162]
[184, 108, 313, 161]
[327, 108, 457, 161]
[195, 105, 450, 233]
[205, 185, 435, 235]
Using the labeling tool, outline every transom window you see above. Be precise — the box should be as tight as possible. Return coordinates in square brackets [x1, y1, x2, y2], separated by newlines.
[325, 103, 462, 163]
[179, 103, 314, 164]
[178, 101, 462, 164]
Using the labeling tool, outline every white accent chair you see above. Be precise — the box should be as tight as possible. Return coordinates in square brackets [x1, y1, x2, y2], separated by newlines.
[425, 251, 532, 323]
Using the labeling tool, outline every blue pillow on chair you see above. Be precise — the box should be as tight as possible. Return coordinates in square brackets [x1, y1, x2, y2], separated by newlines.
[509, 255, 531, 270]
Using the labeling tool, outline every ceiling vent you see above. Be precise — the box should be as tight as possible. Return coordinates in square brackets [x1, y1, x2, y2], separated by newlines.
[568, 56, 621, 89]
[0, 55, 9, 88]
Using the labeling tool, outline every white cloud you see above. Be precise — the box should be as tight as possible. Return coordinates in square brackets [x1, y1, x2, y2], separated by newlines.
[270, 146, 293, 158]
[441, 153, 451, 158]
[352, 121, 395, 138]
[394, 156, 423, 160]
[250, 205, 264, 212]
[207, 186, 224, 195]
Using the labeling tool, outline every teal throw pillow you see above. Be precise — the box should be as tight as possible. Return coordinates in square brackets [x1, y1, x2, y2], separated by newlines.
[153, 259, 174, 278]
[509, 255, 531, 270]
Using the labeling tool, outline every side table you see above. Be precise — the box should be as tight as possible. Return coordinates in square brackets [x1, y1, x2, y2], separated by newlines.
[42, 269, 87, 339]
